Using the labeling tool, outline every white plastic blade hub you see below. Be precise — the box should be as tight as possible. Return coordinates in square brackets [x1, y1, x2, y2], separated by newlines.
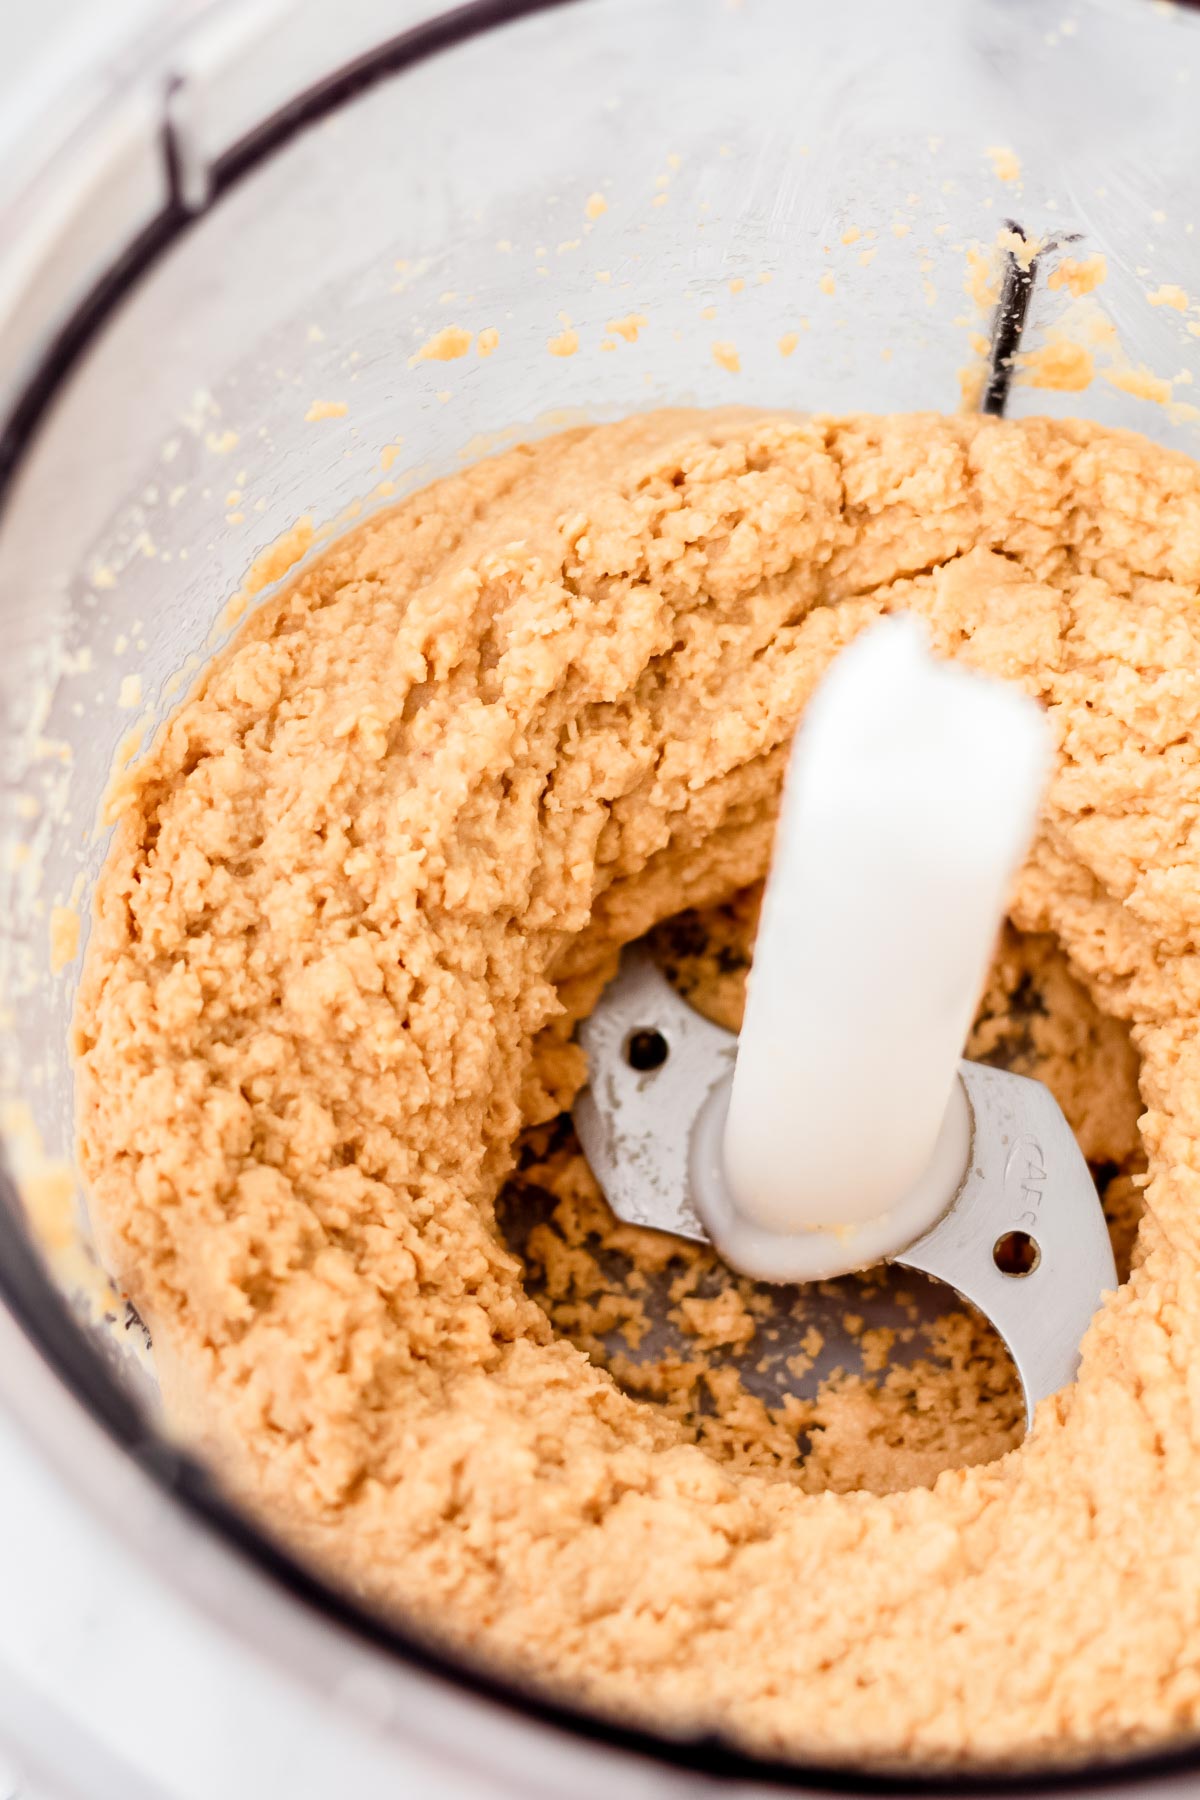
[720, 616, 1051, 1270]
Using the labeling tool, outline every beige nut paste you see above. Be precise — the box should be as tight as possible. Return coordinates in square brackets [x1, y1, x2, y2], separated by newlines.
[76, 410, 1200, 1766]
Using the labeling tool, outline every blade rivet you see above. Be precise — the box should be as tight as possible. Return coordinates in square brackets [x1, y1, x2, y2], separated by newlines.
[625, 1028, 669, 1073]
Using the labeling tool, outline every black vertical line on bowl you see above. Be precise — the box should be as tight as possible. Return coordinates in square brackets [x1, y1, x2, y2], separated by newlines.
[980, 220, 1038, 417]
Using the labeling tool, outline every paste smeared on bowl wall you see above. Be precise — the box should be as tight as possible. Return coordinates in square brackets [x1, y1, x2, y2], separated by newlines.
[76, 409, 1200, 1766]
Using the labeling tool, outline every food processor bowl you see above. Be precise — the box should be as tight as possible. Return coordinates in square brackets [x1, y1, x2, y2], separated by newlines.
[2, 1, 1200, 1792]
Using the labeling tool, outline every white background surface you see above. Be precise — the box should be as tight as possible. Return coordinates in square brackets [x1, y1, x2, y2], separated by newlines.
[2, 11, 146, 1790]
[0, 29, 154, 1799]
[1, 0, 161, 141]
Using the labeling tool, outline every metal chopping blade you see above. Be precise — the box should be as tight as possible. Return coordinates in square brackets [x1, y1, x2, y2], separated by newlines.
[573, 947, 1118, 1427]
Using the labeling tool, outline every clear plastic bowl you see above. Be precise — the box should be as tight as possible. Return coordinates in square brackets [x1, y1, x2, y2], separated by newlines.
[1, 1, 1199, 1790]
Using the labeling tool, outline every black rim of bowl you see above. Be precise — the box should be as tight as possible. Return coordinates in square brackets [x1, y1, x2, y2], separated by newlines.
[0, 1, 1196, 1790]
